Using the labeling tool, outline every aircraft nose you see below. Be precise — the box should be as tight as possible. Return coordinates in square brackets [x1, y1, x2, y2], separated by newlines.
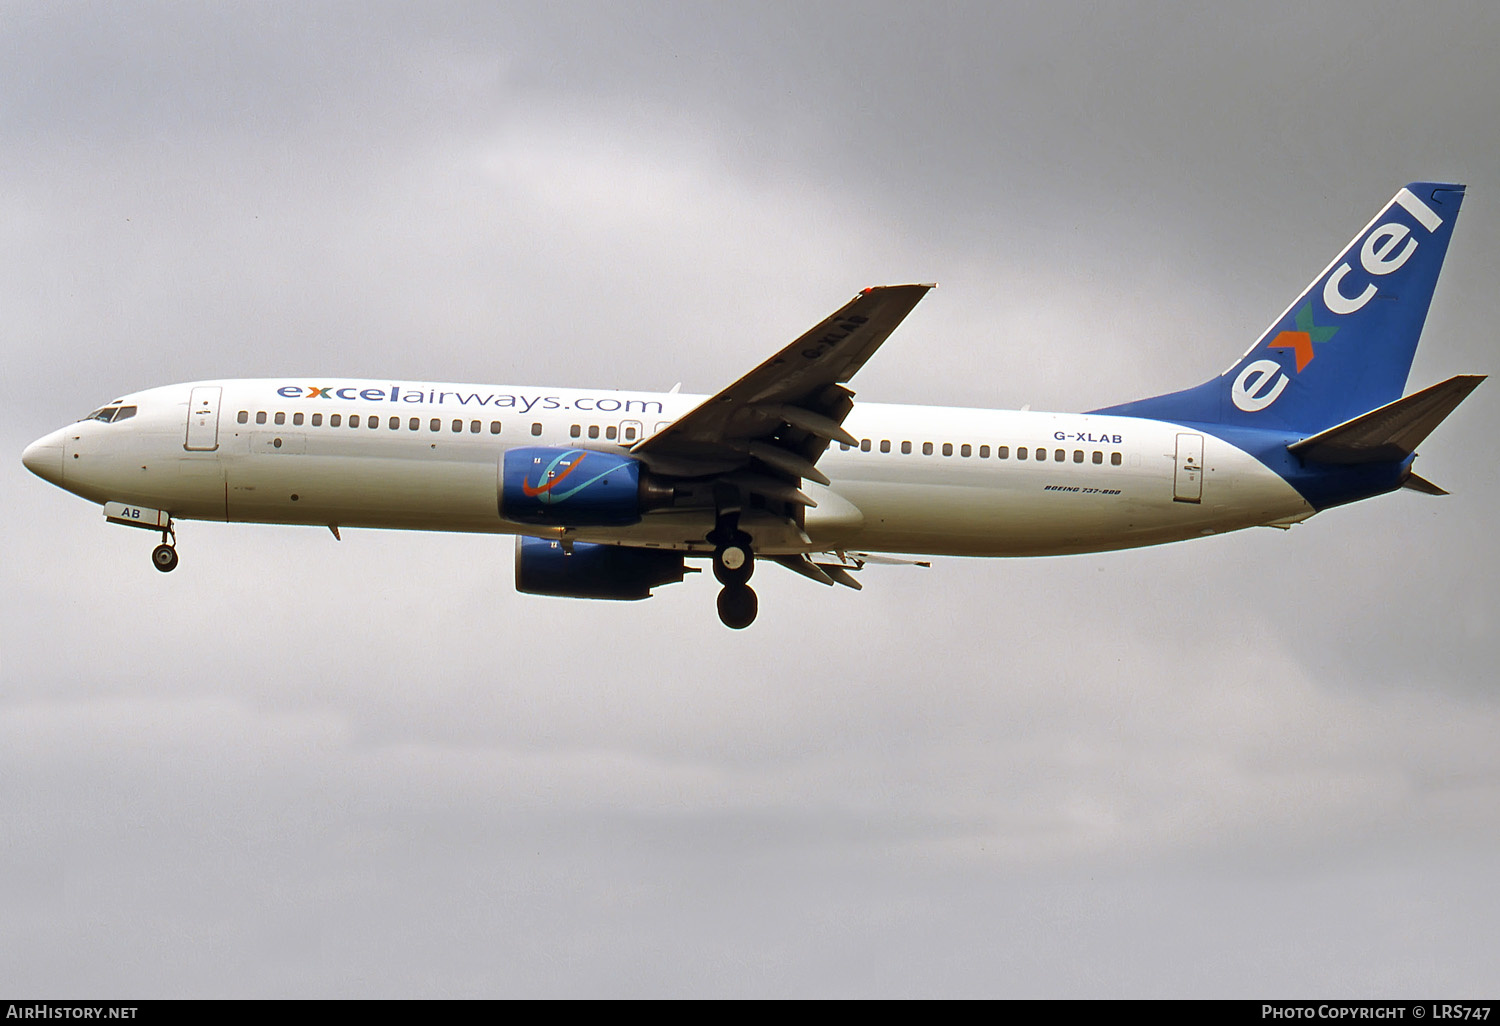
[21, 432, 64, 485]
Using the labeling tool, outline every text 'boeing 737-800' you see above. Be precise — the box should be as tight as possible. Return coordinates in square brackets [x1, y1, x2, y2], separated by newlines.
[22, 182, 1483, 627]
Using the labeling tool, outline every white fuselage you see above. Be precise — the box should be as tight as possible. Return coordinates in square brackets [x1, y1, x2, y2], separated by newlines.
[23, 379, 1314, 557]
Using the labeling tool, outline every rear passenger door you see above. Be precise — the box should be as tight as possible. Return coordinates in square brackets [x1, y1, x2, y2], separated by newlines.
[1173, 433, 1203, 503]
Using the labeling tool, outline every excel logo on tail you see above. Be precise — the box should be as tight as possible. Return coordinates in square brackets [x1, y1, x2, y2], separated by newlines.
[1230, 186, 1445, 414]
[1231, 304, 1339, 412]
[1269, 303, 1338, 373]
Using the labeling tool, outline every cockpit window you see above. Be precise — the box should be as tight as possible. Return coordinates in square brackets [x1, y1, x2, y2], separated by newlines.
[78, 404, 137, 424]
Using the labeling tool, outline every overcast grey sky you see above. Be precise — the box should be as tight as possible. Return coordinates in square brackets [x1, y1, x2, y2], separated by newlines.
[3, 1, 1498, 997]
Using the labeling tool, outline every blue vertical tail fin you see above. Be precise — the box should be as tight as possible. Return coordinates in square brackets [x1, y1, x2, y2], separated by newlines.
[1093, 182, 1465, 434]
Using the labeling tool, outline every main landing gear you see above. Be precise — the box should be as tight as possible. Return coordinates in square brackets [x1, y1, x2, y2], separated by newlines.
[708, 509, 756, 629]
[151, 519, 179, 573]
[716, 583, 757, 630]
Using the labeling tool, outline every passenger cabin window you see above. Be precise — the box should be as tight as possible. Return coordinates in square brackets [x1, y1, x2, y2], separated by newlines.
[410, 418, 420, 430]
[237, 411, 249, 424]
[860, 439, 871, 452]
[1018, 447, 1028, 460]
[997, 446, 1008, 459]
[1111, 452, 1122, 466]
[312, 413, 323, 427]
[901, 441, 912, 455]
[389, 416, 400, 430]
[961, 444, 972, 457]
[532, 422, 543, 437]
[330, 414, 342, 427]
[623, 425, 637, 441]
[430, 418, 440, 431]
[1093, 451, 1103, 464]
[880, 440, 891, 453]
[1074, 450, 1084, 463]
[979, 445, 989, 458]
[490, 421, 501, 435]
[605, 426, 616, 440]
[452, 419, 462, 433]
[256, 411, 267, 425]
[588, 425, 600, 439]
[293, 413, 304, 426]
[570, 424, 581, 438]
[275, 412, 286, 426]
[922, 442, 934, 456]
[350, 415, 361, 428]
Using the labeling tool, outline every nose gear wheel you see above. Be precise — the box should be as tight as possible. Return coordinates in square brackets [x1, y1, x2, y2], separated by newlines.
[152, 543, 178, 572]
[151, 518, 178, 572]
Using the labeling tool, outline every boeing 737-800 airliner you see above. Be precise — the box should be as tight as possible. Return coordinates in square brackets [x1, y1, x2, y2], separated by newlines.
[22, 182, 1483, 627]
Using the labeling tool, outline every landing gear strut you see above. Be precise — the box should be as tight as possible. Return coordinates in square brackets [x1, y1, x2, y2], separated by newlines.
[708, 508, 756, 627]
[151, 519, 178, 573]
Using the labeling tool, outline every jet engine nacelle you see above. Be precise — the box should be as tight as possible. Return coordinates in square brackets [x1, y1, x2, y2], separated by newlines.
[499, 447, 673, 527]
[514, 536, 688, 600]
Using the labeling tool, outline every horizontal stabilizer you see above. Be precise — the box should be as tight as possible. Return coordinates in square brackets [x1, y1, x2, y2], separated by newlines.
[1288, 375, 1485, 465]
[1402, 472, 1449, 496]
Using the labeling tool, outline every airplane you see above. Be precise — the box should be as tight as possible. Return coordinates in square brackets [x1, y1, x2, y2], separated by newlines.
[21, 182, 1483, 628]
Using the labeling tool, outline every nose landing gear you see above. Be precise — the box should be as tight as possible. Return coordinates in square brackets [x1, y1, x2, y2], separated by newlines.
[151, 519, 178, 573]
[152, 543, 179, 572]
[102, 503, 179, 573]
[708, 509, 756, 628]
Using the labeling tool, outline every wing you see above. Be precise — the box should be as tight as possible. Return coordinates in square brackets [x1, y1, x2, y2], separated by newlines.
[631, 284, 934, 482]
